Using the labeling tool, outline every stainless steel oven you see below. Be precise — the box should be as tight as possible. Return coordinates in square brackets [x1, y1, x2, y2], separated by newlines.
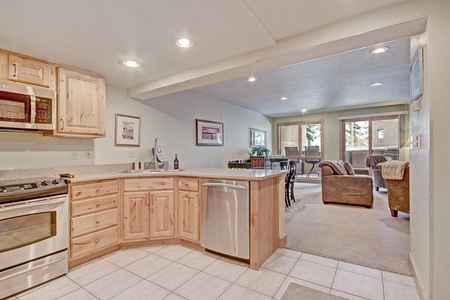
[0, 178, 68, 299]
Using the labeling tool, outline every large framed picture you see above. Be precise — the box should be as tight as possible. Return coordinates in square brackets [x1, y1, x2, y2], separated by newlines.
[196, 119, 224, 146]
[115, 114, 141, 146]
[250, 128, 267, 147]
[410, 46, 424, 102]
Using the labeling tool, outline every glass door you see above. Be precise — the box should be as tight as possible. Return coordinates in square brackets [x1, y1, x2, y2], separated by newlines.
[341, 116, 399, 167]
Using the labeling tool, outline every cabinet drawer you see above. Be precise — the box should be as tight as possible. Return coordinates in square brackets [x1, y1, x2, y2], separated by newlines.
[71, 180, 118, 200]
[71, 209, 118, 237]
[178, 178, 199, 191]
[71, 226, 118, 259]
[124, 177, 174, 191]
[71, 194, 118, 217]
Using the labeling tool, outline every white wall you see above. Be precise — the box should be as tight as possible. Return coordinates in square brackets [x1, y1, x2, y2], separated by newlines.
[0, 86, 272, 171]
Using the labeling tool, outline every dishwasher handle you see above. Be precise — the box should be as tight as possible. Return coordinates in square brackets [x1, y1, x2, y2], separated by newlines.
[201, 182, 247, 190]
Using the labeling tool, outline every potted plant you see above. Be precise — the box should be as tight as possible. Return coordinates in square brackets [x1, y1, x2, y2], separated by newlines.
[250, 146, 271, 158]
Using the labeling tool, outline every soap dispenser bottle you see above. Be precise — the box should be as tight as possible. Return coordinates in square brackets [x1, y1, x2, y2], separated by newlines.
[174, 154, 179, 170]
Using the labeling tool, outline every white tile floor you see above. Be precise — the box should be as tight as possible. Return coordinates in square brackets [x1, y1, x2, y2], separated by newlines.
[7, 245, 420, 300]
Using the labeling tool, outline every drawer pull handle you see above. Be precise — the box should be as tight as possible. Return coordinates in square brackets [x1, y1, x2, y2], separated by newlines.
[95, 239, 100, 244]
[96, 188, 101, 192]
[184, 183, 189, 186]
[11, 63, 17, 78]
[96, 202, 101, 207]
[96, 220, 100, 224]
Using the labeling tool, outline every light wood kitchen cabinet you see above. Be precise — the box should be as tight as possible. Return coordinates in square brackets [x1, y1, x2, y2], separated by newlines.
[69, 179, 119, 262]
[123, 178, 175, 241]
[0, 49, 54, 88]
[178, 177, 200, 241]
[55, 67, 105, 137]
[149, 190, 175, 238]
[123, 192, 150, 240]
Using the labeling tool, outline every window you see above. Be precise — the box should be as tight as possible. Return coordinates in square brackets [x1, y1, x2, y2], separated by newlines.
[341, 116, 400, 167]
[277, 120, 324, 159]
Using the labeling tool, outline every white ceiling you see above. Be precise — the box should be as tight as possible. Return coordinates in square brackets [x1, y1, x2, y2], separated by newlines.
[0, 0, 415, 117]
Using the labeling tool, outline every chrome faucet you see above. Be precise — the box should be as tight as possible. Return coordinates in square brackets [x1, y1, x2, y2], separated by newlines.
[152, 137, 163, 171]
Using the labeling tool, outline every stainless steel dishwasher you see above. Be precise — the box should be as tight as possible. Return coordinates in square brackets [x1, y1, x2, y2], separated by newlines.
[200, 179, 249, 259]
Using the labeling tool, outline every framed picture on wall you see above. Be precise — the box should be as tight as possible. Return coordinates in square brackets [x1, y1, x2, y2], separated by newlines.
[196, 119, 224, 146]
[410, 46, 424, 102]
[249, 128, 267, 147]
[115, 114, 141, 146]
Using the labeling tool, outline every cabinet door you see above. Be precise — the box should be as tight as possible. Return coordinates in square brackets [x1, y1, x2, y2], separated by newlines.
[178, 192, 199, 241]
[149, 191, 175, 238]
[8, 54, 52, 87]
[57, 67, 105, 136]
[123, 192, 150, 240]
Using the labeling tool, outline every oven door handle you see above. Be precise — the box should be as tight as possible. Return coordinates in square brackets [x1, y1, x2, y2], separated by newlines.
[0, 198, 66, 215]
[0, 256, 65, 282]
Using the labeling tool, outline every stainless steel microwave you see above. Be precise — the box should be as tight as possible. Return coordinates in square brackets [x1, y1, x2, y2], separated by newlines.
[0, 80, 56, 131]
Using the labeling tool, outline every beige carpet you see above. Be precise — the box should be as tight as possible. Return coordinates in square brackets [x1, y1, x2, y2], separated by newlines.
[285, 183, 411, 275]
[281, 283, 346, 300]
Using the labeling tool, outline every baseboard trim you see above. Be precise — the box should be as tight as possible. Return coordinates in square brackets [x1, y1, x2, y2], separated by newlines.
[409, 253, 427, 300]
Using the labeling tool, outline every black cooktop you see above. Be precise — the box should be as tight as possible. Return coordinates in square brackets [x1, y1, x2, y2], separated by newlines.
[0, 177, 68, 204]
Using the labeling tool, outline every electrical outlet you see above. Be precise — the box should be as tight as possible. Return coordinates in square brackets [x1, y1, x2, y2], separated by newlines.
[85, 150, 93, 159]
[72, 150, 78, 160]
[127, 151, 134, 158]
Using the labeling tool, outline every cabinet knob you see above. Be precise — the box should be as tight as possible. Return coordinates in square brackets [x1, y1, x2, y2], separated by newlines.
[96, 220, 100, 224]
[184, 183, 189, 186]
[185, 193, 189, 197]
[95, 239, 100, 244]
[96, 202, 101, 207]
[96, 188, 101, 192]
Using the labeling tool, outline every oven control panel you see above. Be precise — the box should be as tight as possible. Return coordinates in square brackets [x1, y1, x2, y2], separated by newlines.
[0, 178, 68, 203]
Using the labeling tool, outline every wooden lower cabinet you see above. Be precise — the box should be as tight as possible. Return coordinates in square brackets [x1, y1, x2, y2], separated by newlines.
[149, 190, 175, 238]
[178, 191, 199, 241]
[69, 179, 119, 264]
[177, 177, 200, 242]
[123, 192, 150, 240]
[122, 178, 175, 242]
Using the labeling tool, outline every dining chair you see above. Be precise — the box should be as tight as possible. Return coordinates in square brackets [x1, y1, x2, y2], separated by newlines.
[304, 145, 321, 177]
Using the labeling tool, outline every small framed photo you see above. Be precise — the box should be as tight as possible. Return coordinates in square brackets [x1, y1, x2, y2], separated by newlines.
[410, 46, 424, 102]
[115, 114, 141, 146]
[250, 128, 267, 147]
[196, 119, 224, 146]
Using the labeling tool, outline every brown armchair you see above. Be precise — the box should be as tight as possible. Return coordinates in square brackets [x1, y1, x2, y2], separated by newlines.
[319, 160, 373, 208]
[366, 155, 387, 191]
[379, 162, 410, 217]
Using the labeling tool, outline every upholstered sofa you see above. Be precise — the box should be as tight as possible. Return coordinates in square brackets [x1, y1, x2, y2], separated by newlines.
[379, 161, 410, 217]
[366, 155, 387, 191]
[319, 160, 374, 208]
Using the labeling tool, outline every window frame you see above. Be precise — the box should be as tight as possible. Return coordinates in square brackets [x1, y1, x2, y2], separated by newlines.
[276, 119, 324, 160]
[339, 115, 400, 163]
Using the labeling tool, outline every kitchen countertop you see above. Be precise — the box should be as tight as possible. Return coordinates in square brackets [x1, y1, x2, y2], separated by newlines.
[67, 167, 288, 183]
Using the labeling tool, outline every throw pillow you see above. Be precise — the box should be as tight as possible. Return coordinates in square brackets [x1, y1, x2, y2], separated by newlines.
[336, 160, 348, 175]
[344, 161, 355, 175]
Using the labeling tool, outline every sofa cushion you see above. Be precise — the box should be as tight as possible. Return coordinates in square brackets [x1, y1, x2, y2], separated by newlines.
[344, 161, 355, 175]
[319, 160, 348, 175]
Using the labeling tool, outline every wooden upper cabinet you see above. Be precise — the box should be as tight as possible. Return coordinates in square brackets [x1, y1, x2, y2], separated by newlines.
[8, 54, 52, 88]
[56, 67, 105, 137]
[0, 50, 54, 89]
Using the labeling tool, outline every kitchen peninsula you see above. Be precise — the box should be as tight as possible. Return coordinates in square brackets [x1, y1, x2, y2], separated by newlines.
[65, 167, 287, 270]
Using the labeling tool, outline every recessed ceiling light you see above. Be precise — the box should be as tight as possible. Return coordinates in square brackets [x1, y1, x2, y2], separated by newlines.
[247, 76, 257, 82]
[280, 96, 288, 101]
[370, 46, 389, 54]
[301, 108, 307, 113]
[123, 60, 140, 68]
[176, 38, 193, 48]
[371, 82, 383, 87]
